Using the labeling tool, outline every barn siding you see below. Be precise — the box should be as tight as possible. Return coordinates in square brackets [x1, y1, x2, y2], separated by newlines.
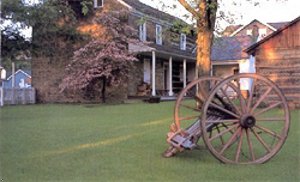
[254, 20, 300, 108]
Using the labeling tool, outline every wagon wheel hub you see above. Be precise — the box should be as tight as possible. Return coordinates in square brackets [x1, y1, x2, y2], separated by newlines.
[240, 115, 256, 128]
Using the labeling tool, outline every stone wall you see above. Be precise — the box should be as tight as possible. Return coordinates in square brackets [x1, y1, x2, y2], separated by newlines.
[32, 56, 72, 103]
[155, 59, 165, 91]
[127, 61, 144, 96]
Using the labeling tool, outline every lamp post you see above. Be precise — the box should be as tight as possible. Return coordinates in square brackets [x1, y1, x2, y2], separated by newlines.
[0, 66, 7, 107]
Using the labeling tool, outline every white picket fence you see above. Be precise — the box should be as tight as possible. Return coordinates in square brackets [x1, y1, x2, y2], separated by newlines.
[3, 88, 36, 105]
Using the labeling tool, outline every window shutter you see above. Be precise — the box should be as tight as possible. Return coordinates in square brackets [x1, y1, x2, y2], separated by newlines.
[180, 33, 186, 50]
[139, 23, 147, 41]
[156, 25, 162, 45]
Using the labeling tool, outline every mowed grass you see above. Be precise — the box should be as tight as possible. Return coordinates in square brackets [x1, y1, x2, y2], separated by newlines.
[0, 102, 299, 182]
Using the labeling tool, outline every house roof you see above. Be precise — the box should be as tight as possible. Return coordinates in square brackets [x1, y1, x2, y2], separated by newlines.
[230, 19, 277, 37]
[245, 16, 300, 54]
[211, 36, 255, 61]
[151, 43, 196, 60]
[224, 20, 289, 37]
[122, 0, 186, 25]
[222, 25, 243, 36]
[6, 69, 31, 80]
[268, 22, 289, 30]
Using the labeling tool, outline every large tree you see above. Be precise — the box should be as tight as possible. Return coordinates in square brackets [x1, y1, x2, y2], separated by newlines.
[155, 0, 285, 77]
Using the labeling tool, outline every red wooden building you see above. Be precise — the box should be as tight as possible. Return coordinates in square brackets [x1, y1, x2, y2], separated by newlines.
[246, 16, 300, 108]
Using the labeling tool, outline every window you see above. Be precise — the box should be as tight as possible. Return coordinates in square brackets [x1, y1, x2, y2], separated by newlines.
[94, 0, 103, 8]
[139, 23, 147, 41]
[259, 28, 267, 37]
[180, 33, 186, 50]
[156, 24, 162, 45]
[246, 29, 252, 36]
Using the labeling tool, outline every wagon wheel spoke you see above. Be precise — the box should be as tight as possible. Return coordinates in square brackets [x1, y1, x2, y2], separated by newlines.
[256, 118, 286, 122]
[209, 102, 240, 118]
[236, 80, 247, 113]
[254, 125, 282, 140]
[219, 127, 242, 155]
[220, 88, 242, 115]
[246, 78, 256, 112]
[206, 119, 239, 124]
[250, 87, 273, 114]
[251, 128, 271, 153]
[246, 128, 256, 161]
[235, 128, 244, 162]
[253, 101, 282, 117]
[209, 124, 238, 142]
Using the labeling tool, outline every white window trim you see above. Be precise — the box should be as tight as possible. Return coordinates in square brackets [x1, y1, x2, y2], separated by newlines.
[180, 33, 186, 50]
[94, 0, 104, 8]
[139, 22, 147, 42]
[156, 24, 162, 45]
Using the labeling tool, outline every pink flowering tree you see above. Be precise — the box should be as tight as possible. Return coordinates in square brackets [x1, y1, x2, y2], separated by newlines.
[60, 10, 138, 103]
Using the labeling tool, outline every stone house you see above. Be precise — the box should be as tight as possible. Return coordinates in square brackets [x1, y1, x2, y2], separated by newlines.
[246, 16, 300, 108]
[121, 0, 197, 97]
[32, 0, 197, 103]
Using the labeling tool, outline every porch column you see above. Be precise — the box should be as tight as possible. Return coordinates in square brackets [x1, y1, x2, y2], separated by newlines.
[168, 56, 174, 96]
[151, 51, 156, 96]
[183, 59, 187, 88]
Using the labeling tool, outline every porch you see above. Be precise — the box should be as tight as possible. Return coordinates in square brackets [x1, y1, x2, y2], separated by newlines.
[128, 44, 197, 98]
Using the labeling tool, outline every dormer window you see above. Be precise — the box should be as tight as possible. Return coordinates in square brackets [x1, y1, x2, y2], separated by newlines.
[156, 24, 162, 45]
[94, 0, 103, 8]
[139, 22, 147, 41]
[180, 33, 186, 50]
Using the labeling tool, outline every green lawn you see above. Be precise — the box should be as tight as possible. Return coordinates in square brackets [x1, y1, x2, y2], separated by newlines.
[0, 102, 299, 182]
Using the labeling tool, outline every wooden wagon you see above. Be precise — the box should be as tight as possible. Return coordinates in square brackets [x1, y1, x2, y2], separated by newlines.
[163, 73, 290, 164]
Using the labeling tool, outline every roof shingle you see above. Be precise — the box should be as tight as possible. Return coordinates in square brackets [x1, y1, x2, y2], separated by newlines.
[211, 36, 255, 61]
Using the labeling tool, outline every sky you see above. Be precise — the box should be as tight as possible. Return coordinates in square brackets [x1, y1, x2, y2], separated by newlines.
[139, 0, 300, 28]
[17, 0, 300, 38]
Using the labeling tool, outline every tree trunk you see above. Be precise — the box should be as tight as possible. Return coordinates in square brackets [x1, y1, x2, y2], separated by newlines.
[196, 0, 216, 78]
[196, 25, 214, 78]
[195, 0, 217, 103]
[101, 77, 106, 103]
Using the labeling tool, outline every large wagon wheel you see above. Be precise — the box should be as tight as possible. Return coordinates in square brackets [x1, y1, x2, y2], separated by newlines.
[201, 73, 290, 164]
[163, 77, 221, 157]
